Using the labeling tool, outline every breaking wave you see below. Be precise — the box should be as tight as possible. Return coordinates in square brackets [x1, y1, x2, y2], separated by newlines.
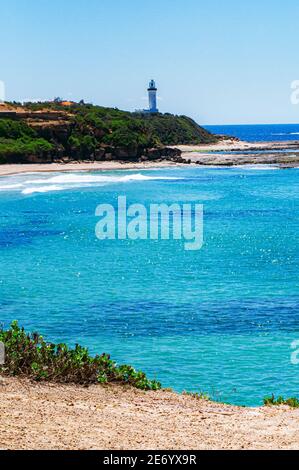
[234, 164, 280, 170]
[24, 173, 178, 185]
[272, 132, 299, 136]
[22, 185, 65, 195]
[0, 172, 181, 195]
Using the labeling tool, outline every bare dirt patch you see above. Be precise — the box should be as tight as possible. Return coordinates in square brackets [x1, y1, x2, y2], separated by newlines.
[0, 377, 298, 450]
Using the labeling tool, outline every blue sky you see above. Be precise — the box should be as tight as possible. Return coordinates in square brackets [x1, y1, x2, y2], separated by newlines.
[1, 0, 299, 124]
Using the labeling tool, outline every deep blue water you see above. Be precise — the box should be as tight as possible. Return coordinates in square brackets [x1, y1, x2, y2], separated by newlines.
[0, 166, 298, 406]
[205, 123, 299, 142]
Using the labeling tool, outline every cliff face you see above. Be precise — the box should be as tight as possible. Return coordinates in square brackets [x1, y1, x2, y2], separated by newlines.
[0, 102, 218, 164]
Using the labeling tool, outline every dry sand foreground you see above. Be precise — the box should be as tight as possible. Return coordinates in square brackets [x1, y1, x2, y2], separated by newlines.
[0, 377, 298, 450]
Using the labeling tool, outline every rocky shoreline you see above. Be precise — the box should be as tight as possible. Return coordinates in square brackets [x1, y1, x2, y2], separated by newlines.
[177, 139, 299, 168]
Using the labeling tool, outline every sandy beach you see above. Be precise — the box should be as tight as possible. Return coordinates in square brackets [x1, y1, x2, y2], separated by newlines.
[0, 377, 298, 450]
[0, 160, 179, 177]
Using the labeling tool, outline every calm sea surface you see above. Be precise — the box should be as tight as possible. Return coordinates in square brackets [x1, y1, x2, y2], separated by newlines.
[205, 123, 299, 142]
[0, 136, 299, 406]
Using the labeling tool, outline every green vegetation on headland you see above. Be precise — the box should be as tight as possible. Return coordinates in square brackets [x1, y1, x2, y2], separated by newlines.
[0, 322, 161, 390]
[0, 101, 218, 164]
[0, 119, 54, 164]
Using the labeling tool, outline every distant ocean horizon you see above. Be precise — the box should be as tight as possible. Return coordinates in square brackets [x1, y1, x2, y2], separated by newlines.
[204, 123, 299, 142]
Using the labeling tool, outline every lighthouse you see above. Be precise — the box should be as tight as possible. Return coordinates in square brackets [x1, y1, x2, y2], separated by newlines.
[135, 80, 159, 114]
[147, 79, 158, 113]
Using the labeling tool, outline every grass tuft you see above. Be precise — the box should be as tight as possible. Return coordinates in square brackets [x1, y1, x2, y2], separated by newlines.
[263, 394, 299, 408]
[183, 390, 210, 401]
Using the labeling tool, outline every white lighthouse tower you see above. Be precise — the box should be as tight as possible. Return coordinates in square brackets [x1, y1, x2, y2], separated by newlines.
[147, 79, 158, 113]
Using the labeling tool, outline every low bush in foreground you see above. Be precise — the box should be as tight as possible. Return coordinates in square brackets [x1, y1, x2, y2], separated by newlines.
[263, 394, 299, 408]
[0, 321, 161, 390]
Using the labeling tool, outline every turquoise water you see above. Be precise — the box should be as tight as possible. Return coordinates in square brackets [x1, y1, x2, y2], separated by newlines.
[0, 166, 298, 406]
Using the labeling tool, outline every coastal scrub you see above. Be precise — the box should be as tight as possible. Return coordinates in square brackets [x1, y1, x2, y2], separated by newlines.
[264, 395, 299, 408]
[0, 101, 217, 164]
[0, 321, 161, 390]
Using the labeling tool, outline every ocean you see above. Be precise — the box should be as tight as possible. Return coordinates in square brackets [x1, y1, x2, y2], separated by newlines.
[205, 123, 299, 142]
[0, 125, 298, 406]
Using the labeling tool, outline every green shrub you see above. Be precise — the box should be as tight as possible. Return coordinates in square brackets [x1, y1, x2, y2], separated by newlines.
[0, 137, 53, 158]
[0, 119, 37, 139]
[0, 321, 161, 390]
[71, 105, 216, 148]
[263, 394, 299, 408]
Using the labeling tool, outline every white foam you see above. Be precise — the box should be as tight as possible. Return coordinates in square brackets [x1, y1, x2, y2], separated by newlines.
[24, 173, 178, 185]
[0, 183, 24, 190]
[1, 171, 182, 195]
[234, 164, 279, 170]
[272, 132, 299, 136]
[22, 185, 65, 195]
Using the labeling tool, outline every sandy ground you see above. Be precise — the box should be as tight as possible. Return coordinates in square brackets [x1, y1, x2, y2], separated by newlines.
[0, 160, 178, 177]
[0, 377, 298, 450]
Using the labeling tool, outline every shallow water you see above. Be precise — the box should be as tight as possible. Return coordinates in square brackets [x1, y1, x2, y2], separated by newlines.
[0, 166, 298, 406]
